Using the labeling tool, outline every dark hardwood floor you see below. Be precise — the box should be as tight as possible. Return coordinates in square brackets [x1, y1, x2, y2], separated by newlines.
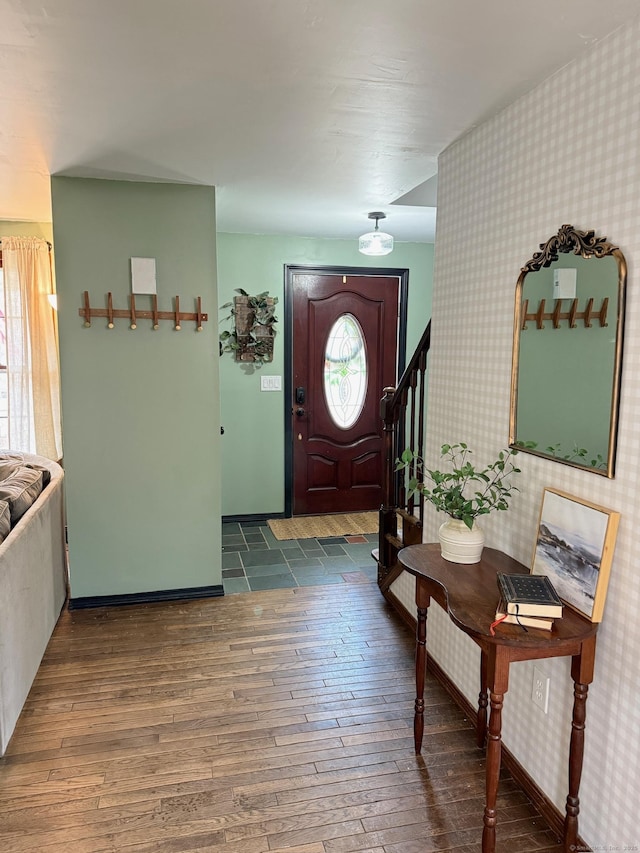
[0, 583, 560, 852]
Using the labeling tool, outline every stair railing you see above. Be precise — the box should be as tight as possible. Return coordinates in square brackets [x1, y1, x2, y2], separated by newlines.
[377, 321, 431, 591]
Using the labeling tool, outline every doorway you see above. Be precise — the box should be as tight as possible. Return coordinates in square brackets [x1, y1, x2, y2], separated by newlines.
[284, 265, 408, 517]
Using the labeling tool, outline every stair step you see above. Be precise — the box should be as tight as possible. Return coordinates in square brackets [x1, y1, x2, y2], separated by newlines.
[396, 508, 422, 527]
[385, 533, 404, 550]
[378, 561, 405, 592]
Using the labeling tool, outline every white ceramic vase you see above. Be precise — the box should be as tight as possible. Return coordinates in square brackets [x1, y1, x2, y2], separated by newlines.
[438, 518, 485, 564]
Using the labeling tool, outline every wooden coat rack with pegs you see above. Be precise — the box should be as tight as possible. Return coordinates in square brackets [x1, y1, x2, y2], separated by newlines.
[79, 292, 208, 331]
[521, 297, 608, 330]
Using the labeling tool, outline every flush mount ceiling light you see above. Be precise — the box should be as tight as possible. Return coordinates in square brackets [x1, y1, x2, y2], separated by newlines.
[358, 211, 394, 256]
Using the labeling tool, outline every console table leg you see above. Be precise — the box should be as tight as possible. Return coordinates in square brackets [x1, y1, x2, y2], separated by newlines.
[477, 651, 488, 748]
[564, 681, 589, 852]
[414, 605, 427, 753]
[482, 691, 503, 853]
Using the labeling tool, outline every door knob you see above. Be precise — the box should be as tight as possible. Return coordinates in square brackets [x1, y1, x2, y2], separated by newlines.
[296, 407, 305, 417]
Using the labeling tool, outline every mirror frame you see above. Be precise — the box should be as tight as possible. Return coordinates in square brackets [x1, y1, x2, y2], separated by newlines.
[509, 224, 627, 478]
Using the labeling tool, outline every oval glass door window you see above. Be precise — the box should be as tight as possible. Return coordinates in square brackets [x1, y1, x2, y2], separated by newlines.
[323, 313, 368, 429]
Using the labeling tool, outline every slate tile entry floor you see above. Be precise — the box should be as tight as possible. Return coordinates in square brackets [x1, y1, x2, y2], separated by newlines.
[222, 519, 378, 594]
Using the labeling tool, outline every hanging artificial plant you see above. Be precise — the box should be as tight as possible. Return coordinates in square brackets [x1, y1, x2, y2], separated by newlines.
[219, 288, 278, 366]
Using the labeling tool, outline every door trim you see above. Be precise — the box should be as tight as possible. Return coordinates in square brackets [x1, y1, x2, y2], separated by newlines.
[283, 264, 409, 517]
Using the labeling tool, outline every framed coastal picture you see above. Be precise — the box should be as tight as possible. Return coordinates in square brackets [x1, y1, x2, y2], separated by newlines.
[531, 488, 620, 622]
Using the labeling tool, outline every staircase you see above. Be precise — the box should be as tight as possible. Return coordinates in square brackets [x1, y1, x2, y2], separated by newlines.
[376, 321, 431, 595]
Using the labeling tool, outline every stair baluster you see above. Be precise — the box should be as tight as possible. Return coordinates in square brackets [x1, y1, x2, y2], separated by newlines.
[376, 321, 431, 591]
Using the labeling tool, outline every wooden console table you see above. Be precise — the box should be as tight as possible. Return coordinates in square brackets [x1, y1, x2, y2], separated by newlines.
[398, 544, 598, 853]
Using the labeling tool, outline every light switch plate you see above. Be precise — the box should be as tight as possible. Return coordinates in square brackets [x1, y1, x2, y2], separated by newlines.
[260, 375, 282, 391]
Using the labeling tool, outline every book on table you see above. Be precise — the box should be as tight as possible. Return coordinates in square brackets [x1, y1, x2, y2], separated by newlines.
[494, 596, 554, 631]
[496, 572, 563, 618]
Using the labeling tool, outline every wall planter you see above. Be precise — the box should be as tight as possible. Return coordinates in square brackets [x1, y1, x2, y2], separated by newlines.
[219, 289, 278, 366]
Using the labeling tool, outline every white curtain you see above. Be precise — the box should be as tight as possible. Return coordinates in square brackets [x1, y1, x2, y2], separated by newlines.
[2, 236, 62, 460]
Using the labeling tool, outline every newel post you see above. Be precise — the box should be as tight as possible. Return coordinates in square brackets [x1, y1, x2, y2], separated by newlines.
[379, 386, 398, 581]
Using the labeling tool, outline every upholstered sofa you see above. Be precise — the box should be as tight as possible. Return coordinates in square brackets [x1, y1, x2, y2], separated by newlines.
[0, 453, 66, 755]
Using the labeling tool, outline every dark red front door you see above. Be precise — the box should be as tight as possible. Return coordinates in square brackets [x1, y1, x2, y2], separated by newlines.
[292, 273, 399, 515]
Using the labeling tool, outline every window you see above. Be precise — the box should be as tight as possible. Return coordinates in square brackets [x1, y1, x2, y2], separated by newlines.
[0, 237, 61, 460]
[323, 313, 368, 429]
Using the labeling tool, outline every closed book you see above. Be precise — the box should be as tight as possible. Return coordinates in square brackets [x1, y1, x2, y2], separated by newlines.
[496, 572, 563, 618]
[495, 597, 554, 631]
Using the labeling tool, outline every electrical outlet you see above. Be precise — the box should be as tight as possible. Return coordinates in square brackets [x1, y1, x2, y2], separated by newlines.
[531, 666, 550, 714]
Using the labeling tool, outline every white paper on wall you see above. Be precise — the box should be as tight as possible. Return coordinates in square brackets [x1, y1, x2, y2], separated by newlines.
[130, 257, 157, 294]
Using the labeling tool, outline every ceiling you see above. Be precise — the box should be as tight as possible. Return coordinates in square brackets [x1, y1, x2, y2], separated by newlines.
[1, 1, 639, 243]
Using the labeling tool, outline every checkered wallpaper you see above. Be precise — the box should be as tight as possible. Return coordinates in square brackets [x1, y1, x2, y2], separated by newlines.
[392, 19, 640, 848]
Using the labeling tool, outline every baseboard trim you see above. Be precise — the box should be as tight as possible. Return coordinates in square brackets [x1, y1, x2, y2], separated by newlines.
[69, 585, 224, 610]
[381, 584, 585, 848]
[222, 513, 285, 524]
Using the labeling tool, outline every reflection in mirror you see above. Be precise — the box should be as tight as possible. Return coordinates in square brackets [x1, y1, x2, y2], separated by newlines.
[510, 225, 626, 477]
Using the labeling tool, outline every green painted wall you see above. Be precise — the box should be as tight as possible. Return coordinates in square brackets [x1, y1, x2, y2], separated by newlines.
[0, 221, 53, 240]
[52, 178, 221, 599]
[216, 233, 434, 516]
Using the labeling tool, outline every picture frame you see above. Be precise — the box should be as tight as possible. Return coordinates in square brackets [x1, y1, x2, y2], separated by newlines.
[531, 488, 620, 622]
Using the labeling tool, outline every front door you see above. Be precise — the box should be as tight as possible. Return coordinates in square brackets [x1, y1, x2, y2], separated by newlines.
[290, 271, 400, 515]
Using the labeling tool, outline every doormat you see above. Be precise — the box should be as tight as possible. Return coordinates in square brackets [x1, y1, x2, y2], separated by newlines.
[267, 512, 378, 541]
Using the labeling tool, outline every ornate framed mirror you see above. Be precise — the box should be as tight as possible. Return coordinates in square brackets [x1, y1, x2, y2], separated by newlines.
[509, 224, 626, 477]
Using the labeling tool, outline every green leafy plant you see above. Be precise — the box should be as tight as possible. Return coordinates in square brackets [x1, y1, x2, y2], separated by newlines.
[517, 439, 606, 470]
[545, 442, 606, 470]
[395, 443, 521, 530]
[219, 288, 278, 366]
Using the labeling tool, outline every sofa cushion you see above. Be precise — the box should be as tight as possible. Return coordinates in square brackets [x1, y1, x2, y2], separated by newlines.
[0, 467, 43, 524]
[0, 455, 26, 481]
[0, 499, 10, 543]
[26, 463, 51, 489]
[0, 454, 51, 488]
